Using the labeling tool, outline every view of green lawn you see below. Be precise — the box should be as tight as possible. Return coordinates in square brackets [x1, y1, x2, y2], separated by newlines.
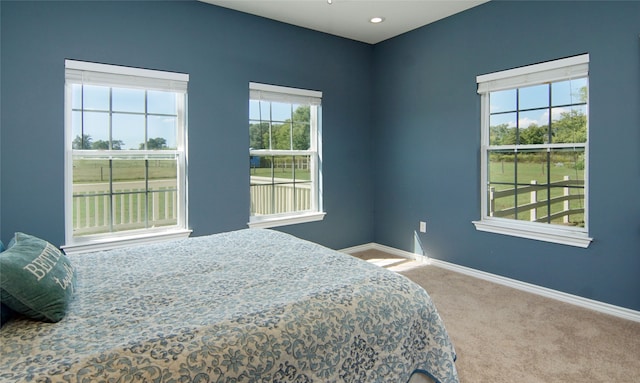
[488, 159, 585, 226]
[72, 159, 178, 235]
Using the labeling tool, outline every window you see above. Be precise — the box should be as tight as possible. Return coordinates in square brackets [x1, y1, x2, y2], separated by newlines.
[63, 60, 190, 253]
[474, 54, 592, 247]
[248, 82, 324, 228]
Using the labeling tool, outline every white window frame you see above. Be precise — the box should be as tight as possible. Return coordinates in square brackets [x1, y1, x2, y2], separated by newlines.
[63, 60, 191, 254]
[473, 54, 593, 248]
[248, 82, 325, 228]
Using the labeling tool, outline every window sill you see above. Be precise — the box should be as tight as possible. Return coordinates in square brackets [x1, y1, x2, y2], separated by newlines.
[62, 229, 192, 255]
[248, 212, 326, 229]
[472, 219, 592, 248]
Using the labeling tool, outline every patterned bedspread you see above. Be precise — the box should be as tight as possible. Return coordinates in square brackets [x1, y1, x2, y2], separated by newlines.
[0, 229, 458, 383]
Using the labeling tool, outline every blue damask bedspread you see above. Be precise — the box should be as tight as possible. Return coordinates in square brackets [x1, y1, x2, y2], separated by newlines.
[0, 229, 458, 383]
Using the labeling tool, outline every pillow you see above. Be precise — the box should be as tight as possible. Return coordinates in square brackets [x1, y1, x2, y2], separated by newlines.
[0, 242, 8, 326]
[1, 303, 15, 327]
[0, 233, 76, 322]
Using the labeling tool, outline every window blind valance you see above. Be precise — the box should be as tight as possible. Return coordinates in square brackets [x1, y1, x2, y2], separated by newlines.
[477, 54, 589, 94]
[250, 82, 322, 106]
[65, 59, 188, 93]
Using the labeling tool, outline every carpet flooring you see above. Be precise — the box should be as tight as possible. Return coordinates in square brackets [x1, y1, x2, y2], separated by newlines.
[351, 249, 640, 382]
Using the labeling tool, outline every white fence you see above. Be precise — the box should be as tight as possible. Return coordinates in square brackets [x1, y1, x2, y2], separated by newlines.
[489, 176, 584, 223]
[73, 180, 177, 235]
[74, 177, 313, 234]
[250, 177, 311, 215]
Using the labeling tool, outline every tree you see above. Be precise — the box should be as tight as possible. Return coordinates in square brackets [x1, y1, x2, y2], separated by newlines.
[249, 105, 311, 150]
[92, 140, 124, 150]
[249, 122, 269, 150]
[519, 124, 547, 145]
[72, 134, 92, 149]
[552, 110, 587, 143]
[140, 137, 167, 150]
[292, 105, 310, 150]
[489, 124, 516, 145]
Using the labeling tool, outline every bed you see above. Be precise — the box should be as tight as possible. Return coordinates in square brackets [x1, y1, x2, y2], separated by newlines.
[0, 228, 458, 383]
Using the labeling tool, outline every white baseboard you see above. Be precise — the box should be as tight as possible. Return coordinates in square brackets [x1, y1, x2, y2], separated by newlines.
[340, 243, 640, 323]
[340, 242, 429, 262]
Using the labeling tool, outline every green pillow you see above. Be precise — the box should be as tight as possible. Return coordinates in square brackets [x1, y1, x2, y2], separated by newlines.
[0, 233, 76, 322]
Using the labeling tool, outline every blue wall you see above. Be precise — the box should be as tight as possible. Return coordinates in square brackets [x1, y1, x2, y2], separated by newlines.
[372, 1, 640, 310]
[2, 1, 639, 311]
[0, 0, 374, 250]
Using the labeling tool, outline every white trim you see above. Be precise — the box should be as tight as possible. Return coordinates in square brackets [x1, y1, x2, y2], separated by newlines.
[427, 257, 640, 323]
[65, 60, 188, 93]
[66, 59, 188, 82]
[249, 81, 322, 100]
[477, 54, 589, 93]
[248, 211, 326, 229]
[340, 243, 640, 323]
[62, 229, 192, 255]
[472, 219, 593, 248]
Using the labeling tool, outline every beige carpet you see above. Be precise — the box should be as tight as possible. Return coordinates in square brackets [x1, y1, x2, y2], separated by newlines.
[352, 250, 640, 382]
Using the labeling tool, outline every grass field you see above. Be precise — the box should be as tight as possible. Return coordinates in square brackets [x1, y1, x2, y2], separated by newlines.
[72, 159, 178, 235]
[73, 159, 177, 183]
[250, 167, 311, 181]
[488, 159, 585, 226]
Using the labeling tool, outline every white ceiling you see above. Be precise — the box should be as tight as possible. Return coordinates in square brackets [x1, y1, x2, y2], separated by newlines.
[200, 0, 489, 44]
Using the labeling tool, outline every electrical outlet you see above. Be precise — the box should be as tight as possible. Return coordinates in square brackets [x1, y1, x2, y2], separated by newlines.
[419, 221, 427, 233]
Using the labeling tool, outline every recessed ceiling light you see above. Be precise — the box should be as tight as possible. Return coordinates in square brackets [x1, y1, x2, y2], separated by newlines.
[370, 17, 385, 24]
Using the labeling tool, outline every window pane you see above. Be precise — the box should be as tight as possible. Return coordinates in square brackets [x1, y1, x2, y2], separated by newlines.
[113, 192, 147, 232]
[147, 90, 176, 115]
[112, 113, 145, 150]
[112, 159, 145, 184]
[148, 191, 177, 227]
[249, 100, 261, 121]
[488, 151, 515, 218]
[258, 100, 271, 121]
[148, 116, 176, 149]
[71, 84, 82, 109]
[83, 112, 110, 148]
[271, 102, 291, 122]
[292, 104, 309, 123]
[488, 151, 515, 184]
[490, 112, 516, 145]
[515, 149, 547, 186]
[552, 78, 588, 106]
[518, 110, 549, 144]
[549, 148, 585, 183]
[292, 121, 310, 150]
[249, 122, 270, 150]
[83, 85, 110, 111]
[72, 158, 111, 190]
[112, 88, 145, 113]
[72, 195, 111, 236]
[551, 105, 587, 143]
[489, 89, 516, 113]
[148, 159, 177, 191]
[271, 122, 292, 150]
[72, 111, 84, 148]
[518, 84, 548, 110]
